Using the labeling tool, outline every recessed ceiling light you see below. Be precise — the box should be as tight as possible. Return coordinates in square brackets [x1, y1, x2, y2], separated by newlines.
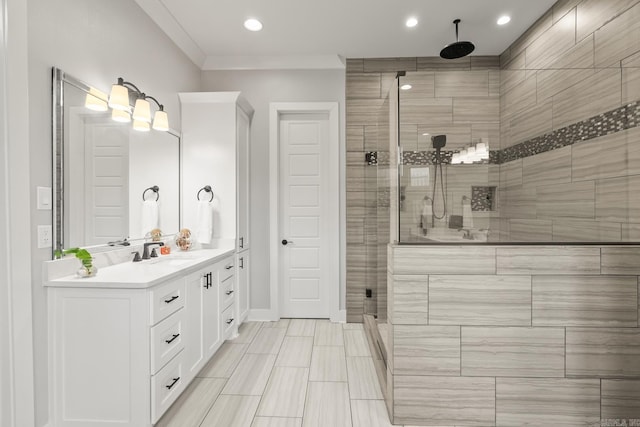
[406, 17, 418, 28]
[400, 84, 412, 90]
[244, 18, 263, 31]
[497, 15, 511, 25]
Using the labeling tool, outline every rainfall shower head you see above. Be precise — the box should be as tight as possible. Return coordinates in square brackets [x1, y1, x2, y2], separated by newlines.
[440, 19, 475, 60]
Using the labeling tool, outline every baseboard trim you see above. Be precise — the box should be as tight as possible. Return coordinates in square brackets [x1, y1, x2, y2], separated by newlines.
[331, 309, 346, 323]
[247, 309, 278, 322]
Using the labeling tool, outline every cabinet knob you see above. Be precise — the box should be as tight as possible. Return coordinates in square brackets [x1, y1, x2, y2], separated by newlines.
[226, 318, 234, 325]
[225, 264, 233, 270]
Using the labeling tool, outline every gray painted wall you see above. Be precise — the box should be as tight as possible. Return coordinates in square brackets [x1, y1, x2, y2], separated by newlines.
[200, 69, 347, 311]
[27, 1, 201, 424]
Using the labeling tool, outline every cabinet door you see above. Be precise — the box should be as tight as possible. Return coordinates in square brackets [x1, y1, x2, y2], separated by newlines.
[184, 267, 208, 379]
[237, 108, 250, 251]
[237, 251, 250, 323]
[203, 267, 221, 358]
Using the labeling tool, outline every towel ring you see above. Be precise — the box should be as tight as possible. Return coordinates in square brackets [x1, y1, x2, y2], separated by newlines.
[142, 185, 160, 201]
[197, 185, 214, 202]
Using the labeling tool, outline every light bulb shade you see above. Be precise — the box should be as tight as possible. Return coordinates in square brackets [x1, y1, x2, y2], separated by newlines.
[108, 84, 130, 111]
[133, 99, 152, 123]
[133, 119, 150, 132]
[85, 93, 108, 112]
[152, 110, 169, 132]
[111, 109, 131, 123]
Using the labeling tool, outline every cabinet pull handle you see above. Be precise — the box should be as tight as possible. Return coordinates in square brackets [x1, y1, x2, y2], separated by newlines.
[165, 377, 180, 390]
[165, 333, 180, 344]
[226, 318, 234, 325]
[164, 295, 179, 304]
[204, 272, 212, 289]
[240, 257, 244, 269]
[239, 237, 244, 249]
[225, 264, 233, 270]
[226, 290, 234, 295]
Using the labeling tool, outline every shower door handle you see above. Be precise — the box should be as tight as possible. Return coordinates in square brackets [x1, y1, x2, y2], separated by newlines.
[281, 239, 293, 246]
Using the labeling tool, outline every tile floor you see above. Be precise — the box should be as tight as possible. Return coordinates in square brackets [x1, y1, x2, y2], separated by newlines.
[156, 319, 408, 427]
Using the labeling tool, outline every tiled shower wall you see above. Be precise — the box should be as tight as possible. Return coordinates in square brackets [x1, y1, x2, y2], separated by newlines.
[499, 0, 640, 241]
[346, 56, 501, 322]
[346, 0, 640, 321]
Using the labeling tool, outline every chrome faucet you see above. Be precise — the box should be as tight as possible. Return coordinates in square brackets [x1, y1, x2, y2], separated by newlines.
[142, 242, 165, 260]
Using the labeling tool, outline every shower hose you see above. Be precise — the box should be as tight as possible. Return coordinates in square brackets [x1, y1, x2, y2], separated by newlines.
[431, 154, 447, 227]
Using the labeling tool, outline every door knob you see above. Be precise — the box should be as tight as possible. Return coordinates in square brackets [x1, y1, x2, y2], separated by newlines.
[281, 239, 294, 246]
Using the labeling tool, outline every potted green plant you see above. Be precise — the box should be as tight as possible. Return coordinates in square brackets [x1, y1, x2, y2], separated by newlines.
[60, 247, 97, 278]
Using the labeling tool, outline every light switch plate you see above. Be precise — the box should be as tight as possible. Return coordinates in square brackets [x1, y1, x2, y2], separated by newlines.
[37, 225, 52, 248]
[37, 186, 52, 210]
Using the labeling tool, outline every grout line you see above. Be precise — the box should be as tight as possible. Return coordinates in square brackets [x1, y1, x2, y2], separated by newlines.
[343, 320, 356, 427]
[196, 377, 230, 427]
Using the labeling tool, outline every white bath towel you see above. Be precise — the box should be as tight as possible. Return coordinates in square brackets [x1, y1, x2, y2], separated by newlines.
[196, 200, 213, 244]
[462, 202, 474, 229]
[141, 200, 159, 235]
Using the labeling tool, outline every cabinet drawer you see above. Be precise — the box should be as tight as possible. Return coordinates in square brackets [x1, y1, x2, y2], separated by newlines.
[150, 308, 185, 375]
[221, 276, 235, 310]
[222, 304, 236, 339]
[151, 351, 185, 424]
[150, 279, 185, 325]
[220, 258, 235, 281]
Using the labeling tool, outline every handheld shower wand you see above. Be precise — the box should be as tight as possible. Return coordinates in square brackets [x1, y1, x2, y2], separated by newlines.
[430, 135, 448, 227]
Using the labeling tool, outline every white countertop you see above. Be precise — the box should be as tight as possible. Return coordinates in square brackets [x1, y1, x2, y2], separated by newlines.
[44, 247, 235, 289]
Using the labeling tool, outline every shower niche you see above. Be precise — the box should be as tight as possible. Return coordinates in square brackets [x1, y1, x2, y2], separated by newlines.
[471, 186, 497, 212]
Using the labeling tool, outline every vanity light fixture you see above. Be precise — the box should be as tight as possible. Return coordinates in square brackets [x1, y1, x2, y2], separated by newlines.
[107, 77, 169, 131]
[453, 140, 490, 164]
[133, 119, 151, 132]
[84, 88, 108, 112]
[132, 98, 152, 123]
[111, 109, 131, 123]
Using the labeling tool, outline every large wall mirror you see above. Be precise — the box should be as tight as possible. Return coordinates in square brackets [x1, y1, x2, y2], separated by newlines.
[52, 68, 181, 258]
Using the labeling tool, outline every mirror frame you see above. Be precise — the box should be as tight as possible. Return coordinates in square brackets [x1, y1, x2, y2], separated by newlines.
[52, 67, 181, 258]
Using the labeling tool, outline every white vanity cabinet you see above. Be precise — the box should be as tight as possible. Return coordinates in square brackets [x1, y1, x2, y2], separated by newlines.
[45, 249, 236, 427]
[184, 263, 220, 380]
[180, 91, 253, 325]
[237, 251, 250, 321]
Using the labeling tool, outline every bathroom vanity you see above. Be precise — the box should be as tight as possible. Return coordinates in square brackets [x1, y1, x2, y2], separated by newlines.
[48, 73, 255, 426]
[44, 247, 239, 427]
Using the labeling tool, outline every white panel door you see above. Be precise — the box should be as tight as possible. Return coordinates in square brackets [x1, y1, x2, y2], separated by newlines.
[280, 116, 331, 318]
[83, 124, 129, 245]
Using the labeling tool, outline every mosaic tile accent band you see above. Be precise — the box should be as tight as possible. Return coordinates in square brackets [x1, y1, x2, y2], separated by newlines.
[388, 100, 640, 166]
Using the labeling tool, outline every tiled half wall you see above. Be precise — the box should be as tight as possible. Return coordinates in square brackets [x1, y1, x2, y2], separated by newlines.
[387, 244, 640, 426]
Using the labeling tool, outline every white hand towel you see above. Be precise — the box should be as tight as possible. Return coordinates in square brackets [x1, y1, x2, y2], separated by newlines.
[462, 202, 474, 229]
[141, 200, 159, 235]
[196, 200, 213, 244]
